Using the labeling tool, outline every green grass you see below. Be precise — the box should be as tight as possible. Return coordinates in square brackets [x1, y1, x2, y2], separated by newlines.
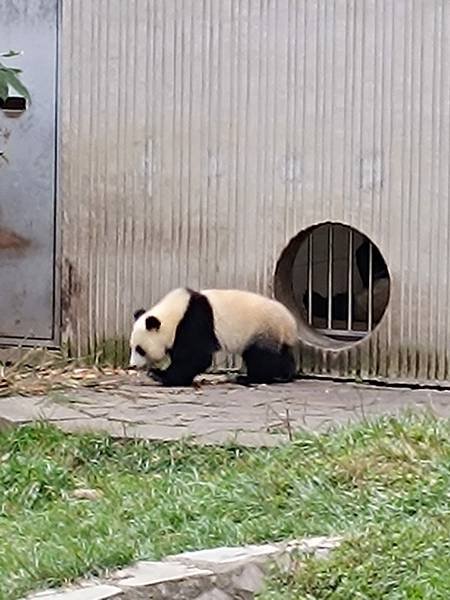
[260, 518, 450, 600]
[1, 414, 450, 599]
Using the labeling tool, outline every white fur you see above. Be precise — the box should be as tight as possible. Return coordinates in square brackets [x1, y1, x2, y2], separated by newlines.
[201, 289, 298, 353]
[129, 346, 147, 369]
[129, 287, 299, 367]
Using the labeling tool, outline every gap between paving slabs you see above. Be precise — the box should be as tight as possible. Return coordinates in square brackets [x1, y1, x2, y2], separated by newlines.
[26, 536, 342, 600]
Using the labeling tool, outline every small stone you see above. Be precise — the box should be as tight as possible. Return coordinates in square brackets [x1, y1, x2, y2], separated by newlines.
[70, 488, 102, 501]
[232, 563, 265, 593]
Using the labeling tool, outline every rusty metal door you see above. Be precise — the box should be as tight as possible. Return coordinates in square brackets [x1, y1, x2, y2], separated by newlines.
[0, 0, 58, 344]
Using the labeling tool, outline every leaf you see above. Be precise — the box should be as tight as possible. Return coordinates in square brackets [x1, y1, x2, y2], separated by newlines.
[0, 61, 22, 75]
[0, 50, 22, 58]
[1, 69, 30, 101]
[0, 78, 8, 101]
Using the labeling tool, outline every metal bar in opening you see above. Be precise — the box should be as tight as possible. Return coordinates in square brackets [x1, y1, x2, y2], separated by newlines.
[327, 225, 333, 329]
[347, 229, 353, 331]
[367, 242, 373, 330]
[307, 234, 313, 324]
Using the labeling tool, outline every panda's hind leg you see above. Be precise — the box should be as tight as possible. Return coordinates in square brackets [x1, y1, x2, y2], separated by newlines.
[242, 342, 296, 385]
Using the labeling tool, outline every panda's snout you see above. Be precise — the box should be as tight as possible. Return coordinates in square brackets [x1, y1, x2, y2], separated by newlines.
[129, 348, 147, 369]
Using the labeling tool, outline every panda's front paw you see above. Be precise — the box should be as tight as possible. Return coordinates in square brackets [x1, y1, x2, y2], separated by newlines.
[235, 374, 257, 387]
[148, 368, 164, 384]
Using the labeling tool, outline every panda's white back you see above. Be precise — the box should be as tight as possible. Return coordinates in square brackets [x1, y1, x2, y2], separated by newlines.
[202, 289, 298, 354]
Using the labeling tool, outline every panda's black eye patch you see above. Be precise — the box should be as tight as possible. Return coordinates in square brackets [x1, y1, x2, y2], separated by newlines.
[135, 345, 146, 357]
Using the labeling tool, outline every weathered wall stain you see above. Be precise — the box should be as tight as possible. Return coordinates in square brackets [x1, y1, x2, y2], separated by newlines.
[60, 257, 83, 355]
[0, 127, 11, 163]
[61, 257, 81, 316]
[0, 226, 30, 251]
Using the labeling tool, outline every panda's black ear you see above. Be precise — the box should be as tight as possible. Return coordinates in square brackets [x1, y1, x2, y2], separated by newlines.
[133, 308, 146, 321]
[145, 316, 161, 331]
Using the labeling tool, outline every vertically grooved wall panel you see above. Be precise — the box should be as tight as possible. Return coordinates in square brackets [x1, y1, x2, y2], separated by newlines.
[60, 0, 450, 384]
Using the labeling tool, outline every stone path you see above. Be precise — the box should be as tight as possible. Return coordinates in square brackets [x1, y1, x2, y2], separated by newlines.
[27, 536, 341, 600]
[2, 376, 450, 446]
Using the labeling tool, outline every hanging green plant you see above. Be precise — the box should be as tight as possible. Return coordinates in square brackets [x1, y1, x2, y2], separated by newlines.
[0, 50, 30, 102]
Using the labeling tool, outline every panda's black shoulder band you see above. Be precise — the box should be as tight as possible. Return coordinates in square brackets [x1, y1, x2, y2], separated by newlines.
[133, 308, 146, 321]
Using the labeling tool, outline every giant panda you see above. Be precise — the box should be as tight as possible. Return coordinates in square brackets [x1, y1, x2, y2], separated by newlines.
[129, 287, 298, 387]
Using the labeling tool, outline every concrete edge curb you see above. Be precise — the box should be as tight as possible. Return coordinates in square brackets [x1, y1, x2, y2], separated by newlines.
[25, 536, 342, 600]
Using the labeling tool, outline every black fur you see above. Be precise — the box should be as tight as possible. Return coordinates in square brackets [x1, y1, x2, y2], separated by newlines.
[240, 341, 296, 385]
[151, 291, 220, 387]
[356, 239, 388, 288]
[146, 315, 161, 331]
[134, 308, 146, 321]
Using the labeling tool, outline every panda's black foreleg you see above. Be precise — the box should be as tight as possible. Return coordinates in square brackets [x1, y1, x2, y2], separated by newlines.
[149, 364, 196, 387]
[149, 291, 219, 387]
[234, 374, 260, 387]
[151, 370, 194, 387]
[150, 351, 214, 387]
[148, 368, 166, 385]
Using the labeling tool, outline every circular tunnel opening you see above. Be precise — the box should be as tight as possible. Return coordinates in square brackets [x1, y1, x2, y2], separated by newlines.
[275, 222, 391, 350]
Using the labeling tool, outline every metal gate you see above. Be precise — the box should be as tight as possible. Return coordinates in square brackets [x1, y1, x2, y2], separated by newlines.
[0, 0, 58, 344]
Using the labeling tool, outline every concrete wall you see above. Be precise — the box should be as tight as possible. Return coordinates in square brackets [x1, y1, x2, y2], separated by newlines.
[60, 0, 450, 384]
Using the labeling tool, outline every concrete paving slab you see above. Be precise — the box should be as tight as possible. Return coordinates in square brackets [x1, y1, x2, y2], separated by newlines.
[4, 379, 450, 446]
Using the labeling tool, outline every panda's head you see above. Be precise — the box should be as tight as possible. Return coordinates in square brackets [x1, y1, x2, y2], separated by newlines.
[129, 308, 168, 369]
[129, 288, 193, 370]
